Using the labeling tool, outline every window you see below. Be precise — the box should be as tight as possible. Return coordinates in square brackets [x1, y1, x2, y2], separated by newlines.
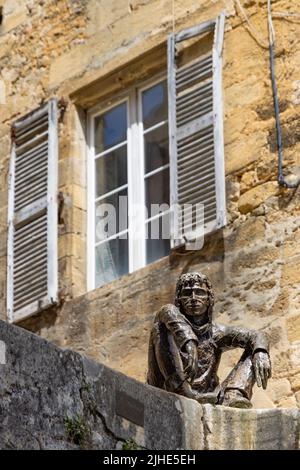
[88, 79, 170, 289]
[88, 13, 226, 290]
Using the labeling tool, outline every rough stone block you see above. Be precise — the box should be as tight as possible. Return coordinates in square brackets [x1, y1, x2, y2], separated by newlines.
[238, 182, 279, 214]
[225, 132, 267, 175]
[287, 314, 300, 343]
[282, 261, 300, 287]
[290, 373, 300, 393]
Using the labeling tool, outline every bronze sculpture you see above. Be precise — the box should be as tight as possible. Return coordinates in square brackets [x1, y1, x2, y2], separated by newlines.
[147, 272, 272, 408]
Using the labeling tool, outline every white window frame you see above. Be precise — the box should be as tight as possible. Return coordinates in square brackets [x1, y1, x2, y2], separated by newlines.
[87, 74, 168, 291]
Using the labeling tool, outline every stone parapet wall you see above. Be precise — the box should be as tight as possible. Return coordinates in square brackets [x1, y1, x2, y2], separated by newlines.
[0, 319, 299, 450]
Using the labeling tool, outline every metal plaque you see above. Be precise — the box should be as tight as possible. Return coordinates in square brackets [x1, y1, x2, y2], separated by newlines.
[115, 390, 144, 427]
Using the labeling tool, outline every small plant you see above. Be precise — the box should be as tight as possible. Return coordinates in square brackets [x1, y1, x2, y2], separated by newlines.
[81, 381, 92, 393]
[122, 439, 139, 450]
[64, 415, 89, 447]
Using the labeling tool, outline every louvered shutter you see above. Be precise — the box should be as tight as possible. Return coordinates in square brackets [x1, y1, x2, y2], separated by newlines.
[168, 13, 226, 248]
[7, 99, 58, 322]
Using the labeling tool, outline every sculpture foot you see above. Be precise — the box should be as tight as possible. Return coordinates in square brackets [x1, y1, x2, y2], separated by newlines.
[222, 389, 252, 409]
[195, 392, 218, 405]
[175, 382, 217, 404]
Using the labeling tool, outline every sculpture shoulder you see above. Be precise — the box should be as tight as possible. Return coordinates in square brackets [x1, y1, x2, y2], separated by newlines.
[154, 304, 187, 323]
[211, 322, 227, 339]
[211, 322, 243, 342]
[154, 303, 183, 323]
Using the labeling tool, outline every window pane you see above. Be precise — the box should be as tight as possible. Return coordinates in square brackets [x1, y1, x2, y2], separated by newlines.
[94, 102, 127, 154]
[95, 188, 128, 243]
[95, 144, 127, 197]
[142, 81, 168, 130]
[95, 236, 129, 287]
[145, 167, 169, 216]
[146, 213, 170, 264]
[144, 123, 169, 174]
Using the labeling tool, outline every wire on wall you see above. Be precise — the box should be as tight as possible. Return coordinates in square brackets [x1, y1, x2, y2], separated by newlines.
[267, 0, 300, 189]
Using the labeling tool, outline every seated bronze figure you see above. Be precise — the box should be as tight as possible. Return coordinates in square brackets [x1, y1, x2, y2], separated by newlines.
[147, 272, 272, 408]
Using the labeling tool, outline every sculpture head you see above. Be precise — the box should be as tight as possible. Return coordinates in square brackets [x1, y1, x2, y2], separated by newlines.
[175, 272, 214, 321]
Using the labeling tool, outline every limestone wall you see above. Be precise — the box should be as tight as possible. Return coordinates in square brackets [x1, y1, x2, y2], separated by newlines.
[0, 318, 299, 450]
[0, 0, 300, 410]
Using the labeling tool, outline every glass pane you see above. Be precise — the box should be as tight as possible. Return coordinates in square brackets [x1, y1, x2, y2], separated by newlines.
[145, 167, 169, 216]
[95, 236, 129, 287]
[95, 144, 127, 197]
[94, 102, 127, 154]
[142, 81, 168, 130]
[144, 123, 169, 174]
[95, 188, 128, 243]
[146, 213, 170, 264]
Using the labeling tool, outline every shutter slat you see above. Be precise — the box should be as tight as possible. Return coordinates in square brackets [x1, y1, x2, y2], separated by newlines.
[15, 177, 47, 199]
[179, 182, 216, 203]
[7, 99, 58, 322]
[13, 102, 49, 131]
[14, 278, 48, 301]
[178, 166, 216, 190]
[177, 112, 214, 141]
[178, 201, 216, 227]
[176, 61, 213, 89]
[15, 162, 48, 184]
[178, 144, 214, 166]
[14, 245, 48, 269]
[178, 133, 214, 156]
[14, 227, 47, 250]
[178, 124, 214, 148]
[15, 130, 48, 155]
[15, 147, 48, 174]
[177, 105, 213, 127]
[14, 115, 48, 140]
[178, 148, 214, 171]
[15, 179, 47, 201]
[14, 237, 47, 259]
[14, 213, 47, 237]
[13, 256, 47, 278]
[15, 120, 48, 146]
[177, 94, 213, 116]
[15, 185, 47, 211]
[179, 191, 216, 207]
[176, 54, 212, 80]
[14, 285, 48, 310]
[177, 81, 213, 107]
[16, 141, 48, 162]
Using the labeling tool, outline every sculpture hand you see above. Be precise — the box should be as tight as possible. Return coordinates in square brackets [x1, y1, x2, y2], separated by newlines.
[184, 340, 198, 383]
[253, 351, 272, 389]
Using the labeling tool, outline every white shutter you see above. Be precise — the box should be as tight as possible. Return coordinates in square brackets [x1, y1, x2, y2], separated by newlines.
[168, 13, 226, 248]
[7, 99, 58, 323]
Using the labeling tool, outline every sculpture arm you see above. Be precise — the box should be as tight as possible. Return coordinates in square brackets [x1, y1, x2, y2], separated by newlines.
[156, 304, 198, 351]
[213, 323, 269, 354]
[214, 323, 271, 389]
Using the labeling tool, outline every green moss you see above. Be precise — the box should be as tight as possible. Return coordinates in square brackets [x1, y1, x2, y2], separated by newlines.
[64, 415, 90, 447]
[122, 439, 139, 450]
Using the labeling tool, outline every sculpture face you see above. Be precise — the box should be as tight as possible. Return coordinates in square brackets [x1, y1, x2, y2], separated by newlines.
[179, 281, 209, 316]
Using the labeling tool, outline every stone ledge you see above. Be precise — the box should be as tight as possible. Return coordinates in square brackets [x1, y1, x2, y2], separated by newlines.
[0, 319, 299, 450]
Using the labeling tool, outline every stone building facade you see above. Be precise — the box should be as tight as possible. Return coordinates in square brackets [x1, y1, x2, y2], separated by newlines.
[0, 0, 300, 409]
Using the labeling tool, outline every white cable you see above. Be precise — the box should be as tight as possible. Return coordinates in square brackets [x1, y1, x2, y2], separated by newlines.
[235, 0, 269, 49]
[172, 0, 175, 35]
[267, 0, 276, 46]
[273, 11, 300, 19]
